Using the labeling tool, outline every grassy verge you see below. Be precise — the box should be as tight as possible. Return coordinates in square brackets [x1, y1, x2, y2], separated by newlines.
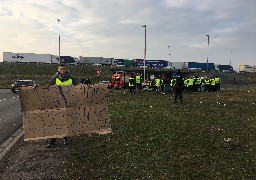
[1, 62, 256, 89]
[0, 63, 113, 88]
[64, 87, 256, 179]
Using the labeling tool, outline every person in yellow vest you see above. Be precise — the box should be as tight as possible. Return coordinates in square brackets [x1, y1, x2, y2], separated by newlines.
[129, 74, 135, 94]
[215, 76, 221, 92]
[187, 77, 194, 93]
[195, 76, 201, 92]
[47, 64, 77, 148]
[135, 73, 142, 94]
[204, 77, 211, 92]
[183, 78, 188, 92]
[155, 75, 161, 94]
[210, 77, 216, 92]
[170, 77, 176, 93]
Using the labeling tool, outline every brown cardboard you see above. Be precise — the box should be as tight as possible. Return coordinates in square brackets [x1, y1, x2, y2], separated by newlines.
[19, 87, 44, 111]
[19, 85, 76, 112]
[74, 84, 109, 106]
[20, 84, 111, 141]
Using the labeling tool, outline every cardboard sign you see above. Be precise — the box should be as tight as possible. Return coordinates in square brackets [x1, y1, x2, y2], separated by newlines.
[19, 84, 111, 141]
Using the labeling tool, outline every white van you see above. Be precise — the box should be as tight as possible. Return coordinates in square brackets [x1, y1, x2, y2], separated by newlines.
[92, 63, 102, 66]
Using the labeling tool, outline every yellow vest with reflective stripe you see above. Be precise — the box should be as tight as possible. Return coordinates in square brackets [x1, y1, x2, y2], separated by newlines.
[211, 79, 215, 85]
[56, 78, 73, 86]
[204, 79, 210, 85]
[129, 77, 134, 86]
[155, 79, 161, 86]
[135, 76, 141, 83]
[215, 78, 220, 83]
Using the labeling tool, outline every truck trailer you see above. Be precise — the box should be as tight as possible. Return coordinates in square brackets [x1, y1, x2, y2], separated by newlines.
[3, 52, 59, 64]
[79, 56, 112, 65]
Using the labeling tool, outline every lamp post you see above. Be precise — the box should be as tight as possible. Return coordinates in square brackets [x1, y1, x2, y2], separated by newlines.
[168, 45, 171, 60]
[206, 34, 209, 72]
[142, 25, 146, 83]
[57, 19, 61, 63]
[230, 50, 232, 66]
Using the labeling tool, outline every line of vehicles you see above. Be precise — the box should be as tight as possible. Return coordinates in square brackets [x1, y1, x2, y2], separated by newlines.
[3, 52, 234, 72]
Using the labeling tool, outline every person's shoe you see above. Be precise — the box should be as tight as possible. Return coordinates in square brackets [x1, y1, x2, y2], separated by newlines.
[46, 143, 55, 148]
[63, 138, 69, 145]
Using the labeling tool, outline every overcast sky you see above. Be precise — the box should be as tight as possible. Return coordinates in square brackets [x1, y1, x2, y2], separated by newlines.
[0, 0, 255, 69]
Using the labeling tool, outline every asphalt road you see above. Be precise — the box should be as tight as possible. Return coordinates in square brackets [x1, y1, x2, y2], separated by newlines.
[0, 89, 22, 144]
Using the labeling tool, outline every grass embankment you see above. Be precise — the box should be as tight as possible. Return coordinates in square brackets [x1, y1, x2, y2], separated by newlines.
[1, 62, 256, 88]
[65, 87, 256, 179]
[0, 63, 113, 88]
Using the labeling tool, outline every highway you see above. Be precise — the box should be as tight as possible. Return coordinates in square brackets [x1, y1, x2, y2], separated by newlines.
[0, 89, 22, 144]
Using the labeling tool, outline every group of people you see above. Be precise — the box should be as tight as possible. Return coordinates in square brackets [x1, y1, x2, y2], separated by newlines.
[147, 75, 221, 94]
[43, 64, 221, 148]
[183, 76, 221, 93]
[128, 73, 143, 94]
[128, 70, 222, 104]
[128, 70, 185, 103]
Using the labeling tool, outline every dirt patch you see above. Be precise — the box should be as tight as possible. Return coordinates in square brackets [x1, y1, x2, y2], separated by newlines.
[0, 137, 69, 180]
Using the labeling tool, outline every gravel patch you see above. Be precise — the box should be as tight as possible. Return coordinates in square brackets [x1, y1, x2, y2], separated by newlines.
[0, 137, 69, 180]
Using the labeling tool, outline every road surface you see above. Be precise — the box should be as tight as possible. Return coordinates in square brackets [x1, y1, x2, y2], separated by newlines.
[0, 89, 22, 144]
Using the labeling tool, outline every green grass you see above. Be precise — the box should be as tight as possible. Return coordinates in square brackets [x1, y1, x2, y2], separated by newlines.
[1, 62, 256, 89]
[1, 62, 256, 178]
[64, 88, 256, 179]
[0, 62, 113, 88]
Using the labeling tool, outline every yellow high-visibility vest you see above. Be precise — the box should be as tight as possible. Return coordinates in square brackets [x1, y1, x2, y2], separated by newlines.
[155, 79, 161, 86]
[56, 78, 73, 86]
[135, 76, 141, 83]
[204, 79, 210, 85]
[211, 79, 216, 85]
[215, 78, 220, 83]
[129, 77, 135, 86]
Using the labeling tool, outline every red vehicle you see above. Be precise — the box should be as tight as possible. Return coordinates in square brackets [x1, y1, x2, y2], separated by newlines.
[108, 72, 134, 89]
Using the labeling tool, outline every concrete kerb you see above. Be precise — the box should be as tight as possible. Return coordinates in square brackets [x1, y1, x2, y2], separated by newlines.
[0, 126, 24, 161]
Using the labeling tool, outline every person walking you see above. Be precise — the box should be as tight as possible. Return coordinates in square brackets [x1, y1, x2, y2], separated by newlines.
[155, 75, 161, 94]
[174, 69, 184, 103]
[47, 63, 77, 148]
[135, 73, 142, 94]
[215, 76, 221, 92]
[163, 76, 170, 94]
[128, 74, 135, 94]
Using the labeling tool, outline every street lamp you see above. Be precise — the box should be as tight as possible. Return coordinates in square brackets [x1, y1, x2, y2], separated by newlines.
[230, 50, 232, 66]
[206, 34, 209, 72]
[57, 19, 61, 63]
[168, 45, 171, 60]
[142, 25, 146, 83]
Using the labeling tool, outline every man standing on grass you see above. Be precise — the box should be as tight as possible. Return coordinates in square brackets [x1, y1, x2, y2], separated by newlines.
[135, 73, 142, 94]
[174, 69, 184, 103]
[129, 74, 135, 94]
[47, 63, 77, 148]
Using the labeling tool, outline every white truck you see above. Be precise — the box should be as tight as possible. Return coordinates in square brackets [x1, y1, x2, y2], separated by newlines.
[79, 56, 113, 65]
[3, 52, 59, 64]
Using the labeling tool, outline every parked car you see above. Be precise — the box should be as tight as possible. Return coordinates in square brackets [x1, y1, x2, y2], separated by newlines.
[11, 79, 39, 93]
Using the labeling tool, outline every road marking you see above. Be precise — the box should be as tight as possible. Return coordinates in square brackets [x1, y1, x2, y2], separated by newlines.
[0, 127, 24, 161]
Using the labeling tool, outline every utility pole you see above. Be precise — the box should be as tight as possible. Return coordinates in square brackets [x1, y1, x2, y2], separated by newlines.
[142, 25, 146, 83]
[168, 45, 171, 61]
[206, 35, 209, 72]
[57, 19, 61, 63]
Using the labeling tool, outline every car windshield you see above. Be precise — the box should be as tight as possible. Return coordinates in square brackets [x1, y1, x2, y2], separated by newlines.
[15, 81, 35, 85]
